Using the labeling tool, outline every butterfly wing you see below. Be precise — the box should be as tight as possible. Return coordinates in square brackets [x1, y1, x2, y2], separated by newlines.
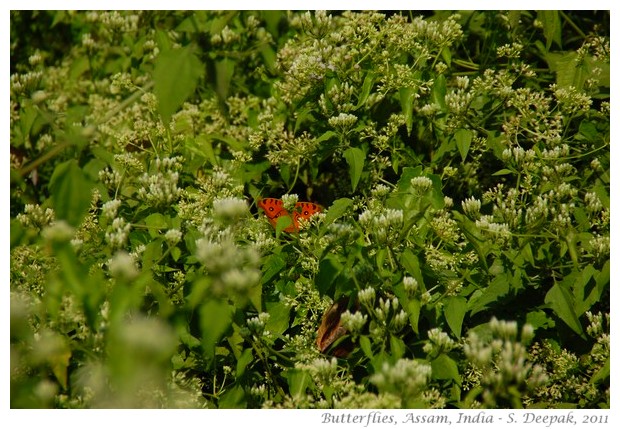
[259, 199, 322, 233]
[316, 297, 353, 358]
[293, 202, 322, 229]
[258, 198, 296, 232]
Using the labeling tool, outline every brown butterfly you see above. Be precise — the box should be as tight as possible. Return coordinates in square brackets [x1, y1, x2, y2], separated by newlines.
[316, 297, 357, 358]
[258, 197, 322, 233]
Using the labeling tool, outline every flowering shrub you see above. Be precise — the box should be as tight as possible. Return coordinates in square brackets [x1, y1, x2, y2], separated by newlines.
[10, 10, 609, 408]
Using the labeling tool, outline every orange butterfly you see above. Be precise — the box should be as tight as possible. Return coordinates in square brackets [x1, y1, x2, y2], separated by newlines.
[257, 197, 322, 233]
[316, 297, 355, 358]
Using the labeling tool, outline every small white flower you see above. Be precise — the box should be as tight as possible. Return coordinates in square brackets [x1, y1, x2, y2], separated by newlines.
[108, 250, 138, 281]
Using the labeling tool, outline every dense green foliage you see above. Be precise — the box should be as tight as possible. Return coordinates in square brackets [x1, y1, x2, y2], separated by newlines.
[10, 11, 609, 408]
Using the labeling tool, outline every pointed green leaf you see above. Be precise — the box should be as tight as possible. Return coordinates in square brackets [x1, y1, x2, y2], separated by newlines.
[469, 273, 511, 316]
[355, 71, 376, 109]
[264, 301, 290, 336]
[200, 299, 234, 358]
[316, 255, 343, 296]
[390, 334, 406, 359]
[215, 57, 235, 102]
[408, 299, 421, 334]
[343, 147, 365, 192]
[432, 74, 447, 111]
[359, 335, 373, 358]
[545, 283, 585, 338]
[454, 128, 472, 161]
[399, 249, 424, 288]
[323, 198, 353, 226]
[275, 214, 294, 235]
[49, 160, 94, 227]
[261, 254, 286, 284]
[538, 10, 561, 51]
[431, 354, 461, 384]
[399, 87, 415, 134]
[236, 348, 254, 378]
[144, 213, 168, 237]
[218, 384, 246, 408]
[591, 358, 609, 384]
[285, 368, 311, 400]
[445, 296, 467, 338]
[154, 46, 204, 124]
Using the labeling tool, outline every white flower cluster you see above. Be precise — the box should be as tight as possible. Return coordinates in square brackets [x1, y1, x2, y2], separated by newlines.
[137, 157, 184, 207]
[370, 358, 432, 398]
[105, 217, 131, 249]
[17, 204, 55, 230]
[463, 317, 545, 406]
[340, 310, 367, 334]
[358, 207, 403, 245]
[213, 197, 249, 223]
[195, 233, 261, 299]
[246, 312, 270, 336]
[108, 250, 138, 281]
[101, 199, 121, 219]
[423, 327, 457, 356]
[410, 176, 433, 193]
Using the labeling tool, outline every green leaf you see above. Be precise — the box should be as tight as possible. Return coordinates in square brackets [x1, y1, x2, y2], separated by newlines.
[316, 255, 343, 296]
[316, 130, 338, 144]
[215, 57, 235, 102]
[545, 283, 585, 338]
[38, 331, 71, 390]
[170, 246, 181, 261]
[469, 273, 511, 316]
[526, 310, 555, 331]
[154, 46, 204, 124]
[218, 384, 246, 408]
[200, 299, 234, 359]
[440, 46, 452, 67]
[343, 147, 365, 192]
[49, 159, 94, 227]
[355, 71, 376, 109]
[431, 138, 455, 164]
[235, 348, 254, 378]
[141, 239, 163, 271]
[546, 51, 592, 90]
[454, 128, 473, 161]
[192, 134, 219, 166]
[261, 254, 286, 284]
[432, 74, 447, 112]
[264, 301, 290, 336]
[399, 249, 424, 289]
[570, 264, 597, 315]
[538, 10, 561, 51]
[578, 120, 598, 142]
[590, 358, 610, 384]
[431, 354, 461, 384]
[144, 213, 168, 237]
[493, 168, 514, 176]
[279, 164, 291, 187]
[390, 334, 406, 359]
[261, 10, 283, 38]
[323, 198, 353, 226]
[427, 174, 446, 209]
[407, 299, 421, 334]
[259, 44, 277, 73]
[275, 214, 294, 235]
[248, 279, 262, 312]
[359, 335, 373, 358]
[395, 166, 423, 192]
[445, 296, 467, 338]
[285, 368, 311, 400]
[399, 86, 415, 135]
